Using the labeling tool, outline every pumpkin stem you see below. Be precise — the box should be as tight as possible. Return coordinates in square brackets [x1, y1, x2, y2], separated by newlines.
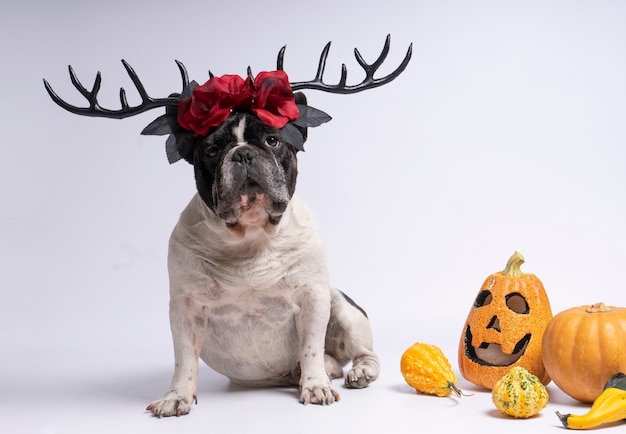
[502, 251, 525, 278]
[586, 302, 611, 313]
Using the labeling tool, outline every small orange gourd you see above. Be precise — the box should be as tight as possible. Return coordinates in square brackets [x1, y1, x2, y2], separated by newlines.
[400, 342, 462, 397]
[541, 302, 626, 403]
[458, 251, 553, 389]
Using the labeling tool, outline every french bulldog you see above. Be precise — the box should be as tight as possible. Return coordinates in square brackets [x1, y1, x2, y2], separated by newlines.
[146, 107, 380, 417]
[43, 35, 412, 418]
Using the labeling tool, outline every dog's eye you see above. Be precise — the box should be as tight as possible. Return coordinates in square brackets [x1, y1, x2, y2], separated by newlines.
[205, 145, 219, 157]
[264, 136, 281, 148]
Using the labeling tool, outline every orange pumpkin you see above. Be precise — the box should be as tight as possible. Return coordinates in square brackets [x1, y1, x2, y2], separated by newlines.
[541, 302, 626, 403]
[458, 251, 553, 389]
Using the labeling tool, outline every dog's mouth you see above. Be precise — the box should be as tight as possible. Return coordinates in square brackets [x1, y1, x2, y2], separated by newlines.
[219, 180, 288, 229]
[463, 326, 531, 366]
[239, 181, 265, 210]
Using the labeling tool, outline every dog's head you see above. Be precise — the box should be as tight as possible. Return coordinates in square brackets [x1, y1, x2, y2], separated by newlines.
[192, 93, 308, 229]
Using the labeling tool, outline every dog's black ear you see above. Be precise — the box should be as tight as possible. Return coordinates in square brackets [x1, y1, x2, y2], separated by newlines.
[293, 92, 308, 143]
[294, 91, 307, 105]
[284, 91, 331, 151]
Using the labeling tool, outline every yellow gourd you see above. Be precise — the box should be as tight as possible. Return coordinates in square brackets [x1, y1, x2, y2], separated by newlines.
[556, 372, 626, 430]
[492, 366, 549, 418]
[400, 342, 462, 397]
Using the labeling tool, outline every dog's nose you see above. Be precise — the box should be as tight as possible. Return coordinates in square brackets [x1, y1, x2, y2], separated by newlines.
[232, 146, 258, 166]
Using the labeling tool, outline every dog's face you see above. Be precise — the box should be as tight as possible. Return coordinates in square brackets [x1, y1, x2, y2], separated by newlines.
[193, 109, 305, 230]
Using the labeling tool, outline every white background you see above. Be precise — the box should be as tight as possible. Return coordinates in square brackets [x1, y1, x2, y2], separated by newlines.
[2, 0, 626, 433]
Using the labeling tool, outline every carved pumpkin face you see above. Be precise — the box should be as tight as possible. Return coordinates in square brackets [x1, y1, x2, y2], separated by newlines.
[458, 252, 553, 389]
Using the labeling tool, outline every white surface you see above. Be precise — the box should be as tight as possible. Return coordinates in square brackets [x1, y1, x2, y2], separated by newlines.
[2, 0, 626, 433]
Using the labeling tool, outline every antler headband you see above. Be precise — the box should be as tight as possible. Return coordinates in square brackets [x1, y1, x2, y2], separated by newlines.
[43, 34, 412, 161]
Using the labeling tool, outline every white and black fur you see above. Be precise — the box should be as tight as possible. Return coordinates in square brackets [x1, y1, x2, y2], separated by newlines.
[146, 94, 380, 417]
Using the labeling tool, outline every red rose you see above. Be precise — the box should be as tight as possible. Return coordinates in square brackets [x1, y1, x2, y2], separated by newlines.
[176, 70, 299, 135]
[251, 71, 299, 129]
[178, 74, 253, 136]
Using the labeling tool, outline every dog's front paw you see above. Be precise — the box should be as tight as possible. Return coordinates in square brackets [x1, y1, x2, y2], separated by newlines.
[299, 380, 340, 405]
[345, 359, 379, 389]
[146, 391, 197, 417]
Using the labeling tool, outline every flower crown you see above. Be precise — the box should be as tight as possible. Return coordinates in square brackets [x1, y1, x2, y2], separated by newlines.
[43, 35, 412, 164]
[141, 70, 331, 163]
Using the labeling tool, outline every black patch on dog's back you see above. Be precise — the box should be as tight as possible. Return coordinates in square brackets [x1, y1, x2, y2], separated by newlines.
[338, 290, 368, 319]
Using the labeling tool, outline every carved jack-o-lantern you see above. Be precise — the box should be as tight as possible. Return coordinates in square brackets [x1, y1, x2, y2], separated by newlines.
[458, 252, 552, 389]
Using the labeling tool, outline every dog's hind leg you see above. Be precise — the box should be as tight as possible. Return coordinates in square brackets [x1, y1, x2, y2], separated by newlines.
[324, 354, 344, 380]
[325, 288, 380, 389]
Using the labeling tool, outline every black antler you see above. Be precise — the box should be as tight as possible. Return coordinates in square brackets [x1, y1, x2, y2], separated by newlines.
[278, 34, 412, 94]
[44, 35, 411, 121]
[43, 60, 189, 119]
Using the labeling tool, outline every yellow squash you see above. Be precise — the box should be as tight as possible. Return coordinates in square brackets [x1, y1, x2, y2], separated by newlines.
[400, 342, 462, 397]
[557, 372, 626, 429]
